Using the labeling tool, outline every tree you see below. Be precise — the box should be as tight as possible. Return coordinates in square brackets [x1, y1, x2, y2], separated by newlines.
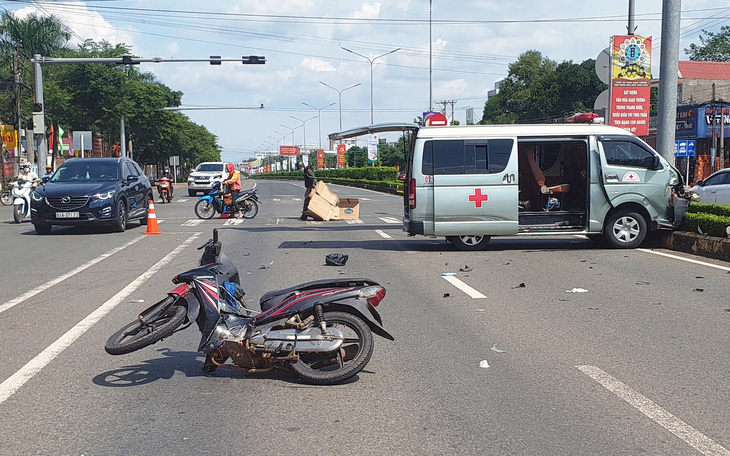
[686, 26, 730, 61]
[480, 50, 606, 124]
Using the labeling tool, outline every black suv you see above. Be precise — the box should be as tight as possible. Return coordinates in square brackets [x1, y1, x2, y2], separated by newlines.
[30, 157, 153, 234]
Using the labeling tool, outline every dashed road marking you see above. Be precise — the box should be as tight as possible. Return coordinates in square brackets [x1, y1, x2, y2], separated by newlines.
[181, 219, 204, 226]
[224, 218, 245, 225]
[441, 276, 486, 299]
[378, 216, 400, 224]
[0, 236, 144, 315]
[272, 198, 281, 202]
[346, 219, 364, 224]
[176, 198, 190, 203]
[0, 233, 202, 405]
[577, 365, 730, 456]
[375, 229, 391, 239]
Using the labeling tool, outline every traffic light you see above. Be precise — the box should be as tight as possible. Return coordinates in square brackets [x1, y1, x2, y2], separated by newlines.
[33, 103, 42, 112]
[242, 55, 266, 64]
[120, 55, 139, 65]
[210, 56, 222, 65]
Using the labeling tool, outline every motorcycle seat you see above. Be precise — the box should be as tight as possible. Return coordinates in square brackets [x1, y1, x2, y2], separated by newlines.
[259, 278, 379, 311]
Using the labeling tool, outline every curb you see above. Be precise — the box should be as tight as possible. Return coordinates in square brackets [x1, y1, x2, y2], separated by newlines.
[657, 231, 730, 263]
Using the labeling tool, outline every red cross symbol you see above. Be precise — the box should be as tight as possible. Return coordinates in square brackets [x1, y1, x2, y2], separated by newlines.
[468, 189, 488, 208]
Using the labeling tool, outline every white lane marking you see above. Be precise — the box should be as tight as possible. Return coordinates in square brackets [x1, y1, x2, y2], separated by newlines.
[577, 365, 730, 456]
[0, 233, 202, 405]
[224, 218, 245, 225]
[375, 229, 391, 239]
[378, 216, 401, 224]
[176, 198, 190, 203]
[346, 219, 364, 224]
[441, 276, 487, 299]
[293, 197, 302, 202]
[181, 219, 204, 226]
[638, 248, 730, 273]
[0, 236, 144, 315]
[272, 198, 281, 202]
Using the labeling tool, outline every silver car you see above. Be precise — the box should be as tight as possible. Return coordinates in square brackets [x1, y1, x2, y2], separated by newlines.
[187, 162, 225, 196]
[689, 169, 730, 206]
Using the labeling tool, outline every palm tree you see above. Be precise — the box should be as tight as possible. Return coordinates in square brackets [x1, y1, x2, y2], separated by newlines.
[0, 11, 70, 173]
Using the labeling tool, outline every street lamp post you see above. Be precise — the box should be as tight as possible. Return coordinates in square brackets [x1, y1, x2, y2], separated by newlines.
[340, 46, 400, 124]
[280, 124, 300, 148]
[302, 102, 335, 150]
[290, 115, 316, 152]
[319, 81, 361, 131]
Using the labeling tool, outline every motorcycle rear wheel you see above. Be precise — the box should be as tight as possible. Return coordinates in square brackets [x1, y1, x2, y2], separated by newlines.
[290, 311, 374, 385]
[241, 200, 258, 219]
[194, 199, 216, 219]
[105, 303, 186, 355]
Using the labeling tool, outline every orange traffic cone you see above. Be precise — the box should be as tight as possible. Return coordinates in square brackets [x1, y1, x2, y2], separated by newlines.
[144, 200, 161, 235]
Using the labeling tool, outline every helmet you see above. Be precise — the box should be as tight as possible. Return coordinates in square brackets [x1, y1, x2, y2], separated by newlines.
[163, 167, 169, 172]
[226, 162, 234, 173]
[296, 162, 304, 170]
[22, 163, 30, 170]
[46, 165, 53, 171]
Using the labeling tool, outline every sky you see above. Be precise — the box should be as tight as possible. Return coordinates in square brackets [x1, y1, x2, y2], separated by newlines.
[2, 0, 728, 163]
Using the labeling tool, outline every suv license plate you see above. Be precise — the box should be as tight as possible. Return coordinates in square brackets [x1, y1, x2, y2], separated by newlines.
[56, 212, 79, 218]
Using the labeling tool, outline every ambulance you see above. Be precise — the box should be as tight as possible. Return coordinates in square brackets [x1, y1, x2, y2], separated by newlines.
[330, 123, 686, 250]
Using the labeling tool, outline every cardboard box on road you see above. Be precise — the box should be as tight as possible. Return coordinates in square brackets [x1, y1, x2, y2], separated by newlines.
[302, 181, 361, 221]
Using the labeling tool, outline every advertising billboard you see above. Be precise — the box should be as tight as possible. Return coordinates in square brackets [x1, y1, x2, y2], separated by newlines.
[609, 35, 652, 136]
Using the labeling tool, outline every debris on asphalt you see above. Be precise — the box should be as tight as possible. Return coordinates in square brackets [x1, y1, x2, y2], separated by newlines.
[559, 298, 569, 302]
[259, 265, 268, 269]
[636, 281, 650, 285]
[490, 344, 506, 353]
[512, 282, 526, 289]
[325, 253, 348, 266]
[479, 360, 490, 368]
[566, 288, 588, 293]
[693, 288, 704, 292]
[473, 309, 486, 312]
[128, 299, 144, 303]
[441, 272, 457, 276]
[459, 265, 472, 272]
[443, 293, 450, 298]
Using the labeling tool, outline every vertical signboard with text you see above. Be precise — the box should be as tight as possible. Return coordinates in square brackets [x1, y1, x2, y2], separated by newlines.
[337, 144, 346, 166]
[317, 150, 325, 169]
[609, 35, 652, 136]
[367, 135, 379, 163]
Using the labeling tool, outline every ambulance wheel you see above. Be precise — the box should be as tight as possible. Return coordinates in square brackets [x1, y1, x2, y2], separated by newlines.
[448, 235, 491, 251]
[604, 209, 647, 249]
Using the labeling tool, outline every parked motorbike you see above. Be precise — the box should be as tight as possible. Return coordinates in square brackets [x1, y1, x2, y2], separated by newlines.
[194, 182, 260, 219]
[105, 229, 392, 384]
[158, 177, 173, 203]
[12, 179, 37, 223]
[1, 182, 11, 206]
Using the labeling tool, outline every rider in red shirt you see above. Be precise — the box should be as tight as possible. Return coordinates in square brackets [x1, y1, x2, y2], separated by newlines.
[222, 163, 243, 218]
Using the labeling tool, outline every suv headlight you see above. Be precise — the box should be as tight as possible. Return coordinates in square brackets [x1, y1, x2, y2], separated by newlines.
[92, 190, 116, 201]
[31, 190, 44, 202]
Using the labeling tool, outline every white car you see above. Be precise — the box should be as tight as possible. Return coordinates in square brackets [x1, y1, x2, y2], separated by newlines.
[689, 169, 730, 206]
[187, 162, 225, 196]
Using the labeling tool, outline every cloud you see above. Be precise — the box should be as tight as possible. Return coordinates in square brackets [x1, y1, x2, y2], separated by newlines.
[300, 58, 336, 72]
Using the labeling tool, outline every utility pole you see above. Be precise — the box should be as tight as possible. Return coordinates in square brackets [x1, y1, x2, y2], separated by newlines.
[436, 100, 456, 123]
[655, 0, 682, 165]
[712, 83, 717, 172]
[627, 0, 636, 35]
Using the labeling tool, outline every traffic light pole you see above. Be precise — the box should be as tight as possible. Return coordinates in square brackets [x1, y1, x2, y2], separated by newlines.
[30, 54, 265, 169]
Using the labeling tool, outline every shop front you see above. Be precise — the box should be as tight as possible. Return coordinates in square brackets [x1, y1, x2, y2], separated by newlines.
[676, 103, 730, 185]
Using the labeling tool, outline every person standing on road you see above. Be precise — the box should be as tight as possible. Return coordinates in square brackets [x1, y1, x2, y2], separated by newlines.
[296, 161, 317, 220]
[222, 162, 243, 219]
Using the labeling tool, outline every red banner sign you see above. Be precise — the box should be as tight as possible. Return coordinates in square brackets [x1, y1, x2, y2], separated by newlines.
[317, 150, 324, 168]
[337, 144, 346, 166]
[279, 145, 299, 156]
[609, 35, 652, 136]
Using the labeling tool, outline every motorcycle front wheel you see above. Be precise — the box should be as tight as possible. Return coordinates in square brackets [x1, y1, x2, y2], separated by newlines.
[241, 200, 258, 219]
[290, 311, 374, 385]
[1, 191, 11, 206]
[194, 199, 216, 219]
[13, 204, 24, 223]
[105, 302, 186, 355]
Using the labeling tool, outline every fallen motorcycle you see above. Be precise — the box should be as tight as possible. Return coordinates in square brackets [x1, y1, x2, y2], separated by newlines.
[105, 229, 392, 384]
[194, 182, 260, 219]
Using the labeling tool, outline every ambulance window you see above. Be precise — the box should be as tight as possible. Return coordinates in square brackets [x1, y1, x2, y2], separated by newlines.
[433, 140, 465, 174]
[488, 139, 513, 173]
[421, 141, 434, 175]
[601, 139, 657, 169]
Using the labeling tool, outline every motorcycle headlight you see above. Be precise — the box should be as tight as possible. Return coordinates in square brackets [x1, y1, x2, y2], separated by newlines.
[31, 191, 44, 202]
[92, 190, 116, 201]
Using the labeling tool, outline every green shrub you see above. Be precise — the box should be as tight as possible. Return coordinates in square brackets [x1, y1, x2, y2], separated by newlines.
[683, 212, 730, 237]
[686, 202, 730, 217]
